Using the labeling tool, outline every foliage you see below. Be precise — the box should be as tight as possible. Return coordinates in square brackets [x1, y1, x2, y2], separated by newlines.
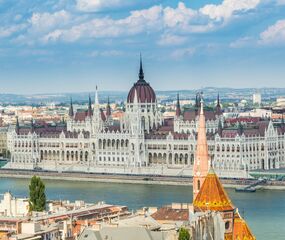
[178, 227, 190, 240]
[29, 175, 46, 212]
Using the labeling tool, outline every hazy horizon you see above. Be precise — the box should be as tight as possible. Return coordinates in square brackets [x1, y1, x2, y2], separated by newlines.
[1, 86, 285, 96]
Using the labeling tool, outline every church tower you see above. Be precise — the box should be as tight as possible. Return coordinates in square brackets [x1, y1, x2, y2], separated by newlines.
[193, 96, 209, 200]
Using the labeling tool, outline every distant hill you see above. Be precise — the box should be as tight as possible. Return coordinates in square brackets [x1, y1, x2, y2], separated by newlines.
[0, 87, 284, 105]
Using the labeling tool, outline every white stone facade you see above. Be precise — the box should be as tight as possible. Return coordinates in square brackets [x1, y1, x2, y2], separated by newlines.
[5, 69, 285, 178]
[6, 92, 285, 179]
[0, 192, 29, 217]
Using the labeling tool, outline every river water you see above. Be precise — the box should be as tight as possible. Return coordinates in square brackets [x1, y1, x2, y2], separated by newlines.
[0, 177, 284, 240]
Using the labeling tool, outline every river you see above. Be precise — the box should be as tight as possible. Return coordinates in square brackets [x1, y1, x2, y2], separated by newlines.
[0, 177, 284, 240]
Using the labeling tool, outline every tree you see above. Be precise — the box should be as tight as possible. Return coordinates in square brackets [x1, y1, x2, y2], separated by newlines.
[29, 176, 46, 212]
[178, 227, 190, 240]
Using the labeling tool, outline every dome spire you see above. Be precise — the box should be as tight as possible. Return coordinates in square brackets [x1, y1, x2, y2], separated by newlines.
[139, 53, 144, 81]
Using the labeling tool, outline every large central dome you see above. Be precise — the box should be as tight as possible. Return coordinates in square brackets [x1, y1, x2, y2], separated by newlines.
[127, 56, 156, 104]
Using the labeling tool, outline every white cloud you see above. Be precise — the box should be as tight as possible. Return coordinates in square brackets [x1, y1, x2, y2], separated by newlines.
[42, 5, 163, 42]
[90, 50, 123, 57]
[0, 24, 26, 38]
[259, 19, 285, 44]
[170, 47, 195, 59]
[200, 0, 260, 21]
[29, 10, 70, 33]
[157, 33, 187, 46]
[229, 36, 254, 48]
[11, 1, 262, 45]
[76, 0, 131, 12]
[163, 2, 196, 28]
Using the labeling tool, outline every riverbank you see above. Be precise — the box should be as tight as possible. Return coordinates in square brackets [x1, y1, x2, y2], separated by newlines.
[0, 169, 285, 190]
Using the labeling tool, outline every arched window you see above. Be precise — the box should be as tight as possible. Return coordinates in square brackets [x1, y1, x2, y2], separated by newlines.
[225, 221, 230, 230]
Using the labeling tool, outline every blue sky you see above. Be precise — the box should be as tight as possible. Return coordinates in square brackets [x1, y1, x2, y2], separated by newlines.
[0, 0, 285, 94]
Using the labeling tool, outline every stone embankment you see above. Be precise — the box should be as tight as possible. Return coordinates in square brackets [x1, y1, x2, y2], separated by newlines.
[0, 169, 284, 190]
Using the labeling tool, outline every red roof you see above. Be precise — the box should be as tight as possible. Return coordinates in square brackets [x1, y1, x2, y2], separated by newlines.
[183, 110, 216, 121]
[74, 111, 88, 122]
[151, 207, 189, 221]
[127, 80, 156, 103]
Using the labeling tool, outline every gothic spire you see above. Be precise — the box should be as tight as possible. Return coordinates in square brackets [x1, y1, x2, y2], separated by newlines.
[218, 118, 223, 136]
[176, 93, 181, 117]
[216, 93, 222, 115]
[195, 93, 200, 115]
[31, 118, 34, 133]
[95, 86, 99, 106]
[69, 97, 74, 118]
[139, 53, 144, 81]
[106, 97, 111, 117]
[16, 116, 20, 134]
[217, 93, 220, 106]
[193, 95, 209, 200]
[238, 121, 243, 136]
[87, 94, 92, 117]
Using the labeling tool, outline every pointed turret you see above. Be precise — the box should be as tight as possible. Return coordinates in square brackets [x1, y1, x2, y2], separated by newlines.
[69, 97, 74, 118]
[193, 95, 209, 200]
[138, 53, 144, 81]
[106, 97, 111, 117]
[92, 86, 104, 132]
[238, 121, 243, 136]
[218, 118, 223, 136]
[95, 86, 99, 106]
[87, 94, 93, 117]
[175, 93, 181, 117]
[30, 119, 34, 133]
[194, 93, 200, 115]
[216, 93, 222, 115]
[15, 116, 20, 135]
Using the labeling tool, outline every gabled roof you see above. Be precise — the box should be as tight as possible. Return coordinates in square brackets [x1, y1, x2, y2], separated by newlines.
[193, 168, 234, 212]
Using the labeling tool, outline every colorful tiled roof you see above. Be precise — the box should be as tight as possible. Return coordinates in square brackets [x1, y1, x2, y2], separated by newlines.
[193, 168, 234, 212]
[233, 212, 256, 240]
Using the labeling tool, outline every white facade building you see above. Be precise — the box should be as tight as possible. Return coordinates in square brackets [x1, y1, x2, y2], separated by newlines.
[0, 192, 29, 217]
[5, 59, 285, 178]
[253, 92, 261, 105]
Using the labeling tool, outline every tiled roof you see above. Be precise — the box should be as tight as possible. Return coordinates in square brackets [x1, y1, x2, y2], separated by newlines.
[194, 168, 234, 212]
[151, 207, 189, 221]
[233, 212, 256, 240]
